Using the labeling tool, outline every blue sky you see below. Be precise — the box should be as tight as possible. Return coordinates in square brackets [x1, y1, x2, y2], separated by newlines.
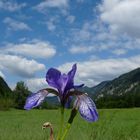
[0, 0, 140, 91]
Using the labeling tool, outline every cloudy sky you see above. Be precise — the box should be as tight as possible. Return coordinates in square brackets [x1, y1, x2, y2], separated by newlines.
[0, 0, 140, 91]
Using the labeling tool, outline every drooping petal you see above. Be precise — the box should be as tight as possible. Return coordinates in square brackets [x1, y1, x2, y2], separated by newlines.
[24, 90, 49, 110]
[75, 94, 98, 122]
[45, 88, 59, 96]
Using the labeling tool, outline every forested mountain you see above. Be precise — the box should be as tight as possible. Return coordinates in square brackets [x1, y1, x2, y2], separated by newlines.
[0, 76, 13, 110]
[0, 76, 12, 98]
[82, 68, 140, 108]
[96, 68, 140, 96]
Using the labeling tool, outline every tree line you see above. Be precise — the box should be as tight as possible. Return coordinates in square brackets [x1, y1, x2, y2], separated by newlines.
[95, 92, 140, 108]
[0, 81, 29, 110]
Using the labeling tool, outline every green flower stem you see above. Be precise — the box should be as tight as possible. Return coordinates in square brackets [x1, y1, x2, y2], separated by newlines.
[57, 107, 64, 140]
[60, 123, 71, 140]
[60, 108, 78, 140]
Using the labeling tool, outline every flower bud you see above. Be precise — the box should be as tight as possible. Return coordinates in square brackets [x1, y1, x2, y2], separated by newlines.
[68, 108, 78, 124]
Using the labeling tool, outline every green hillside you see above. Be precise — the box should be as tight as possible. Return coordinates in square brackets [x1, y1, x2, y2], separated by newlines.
[0, 76, 12, 98]
[97, 67, 140, 96]
[0, 76, 13, 110]
[82, 68, 140, 108]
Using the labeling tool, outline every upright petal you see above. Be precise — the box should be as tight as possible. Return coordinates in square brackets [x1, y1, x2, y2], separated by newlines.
[68, 64, 77, 80]
[24, 90, 49, 110]
[58, 73, 69, 94]
[46, 68, 69, 94]
[46, 64, 83, 98]
[46, 68, 61, 90]
[75, 94, 98, 122]
[64, 64, 77, 92]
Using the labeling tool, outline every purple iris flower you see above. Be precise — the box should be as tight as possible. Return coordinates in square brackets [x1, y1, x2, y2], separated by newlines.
[24, 64, 98, 122]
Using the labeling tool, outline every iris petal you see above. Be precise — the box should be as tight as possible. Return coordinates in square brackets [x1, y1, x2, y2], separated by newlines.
[65, 64, 77, 92]
[46, 68, 61, 91]
[68, 64, 77, 80]
[46, 64, 78, 95]
[77, 94, 98, 122]
[58, 74, 69, 94]
[24, 90, 48, 110]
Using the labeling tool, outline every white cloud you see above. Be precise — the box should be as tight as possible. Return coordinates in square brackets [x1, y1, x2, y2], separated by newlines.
[58, 55, 140, 87]
[35, 0, 69, 12]
[0, 0, 26, 12]
[25, 78, 47, 92]
[67, 17, 140, 56]
[66, 15, 75, 24]
[45, 18, 57, 31]
[89, 55, 100, 61]
[69, 45, 95, 54]
[73, 23, 91, 41]
[3, 17, 31, 31]
[68, 22, 106, 45]
[99, 0, 140, 38]
[0, 54, 45, 78]
[46, 21, 56, 31]
[25, 78, 56, 96]
[112, 49, 127, 55]
[67, 21, 119, 54]
[2, 40, 56, 59]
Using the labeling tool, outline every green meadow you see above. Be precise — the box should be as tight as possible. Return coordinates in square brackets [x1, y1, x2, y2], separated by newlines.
[0, 108, 140, 140]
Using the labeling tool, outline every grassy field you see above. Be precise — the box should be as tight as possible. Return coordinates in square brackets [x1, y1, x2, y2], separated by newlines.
[0, 108, 140, 140]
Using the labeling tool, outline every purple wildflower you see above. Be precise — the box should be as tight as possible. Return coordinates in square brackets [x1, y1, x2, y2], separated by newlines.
[24, 64, 98, 122]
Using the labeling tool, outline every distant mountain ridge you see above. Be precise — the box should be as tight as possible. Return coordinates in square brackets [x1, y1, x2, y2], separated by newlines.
[81, 81, 110, 96]
[81, 68, 140, 108]
[96, 67, 140, 97]
[82, 67, 140, 98]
